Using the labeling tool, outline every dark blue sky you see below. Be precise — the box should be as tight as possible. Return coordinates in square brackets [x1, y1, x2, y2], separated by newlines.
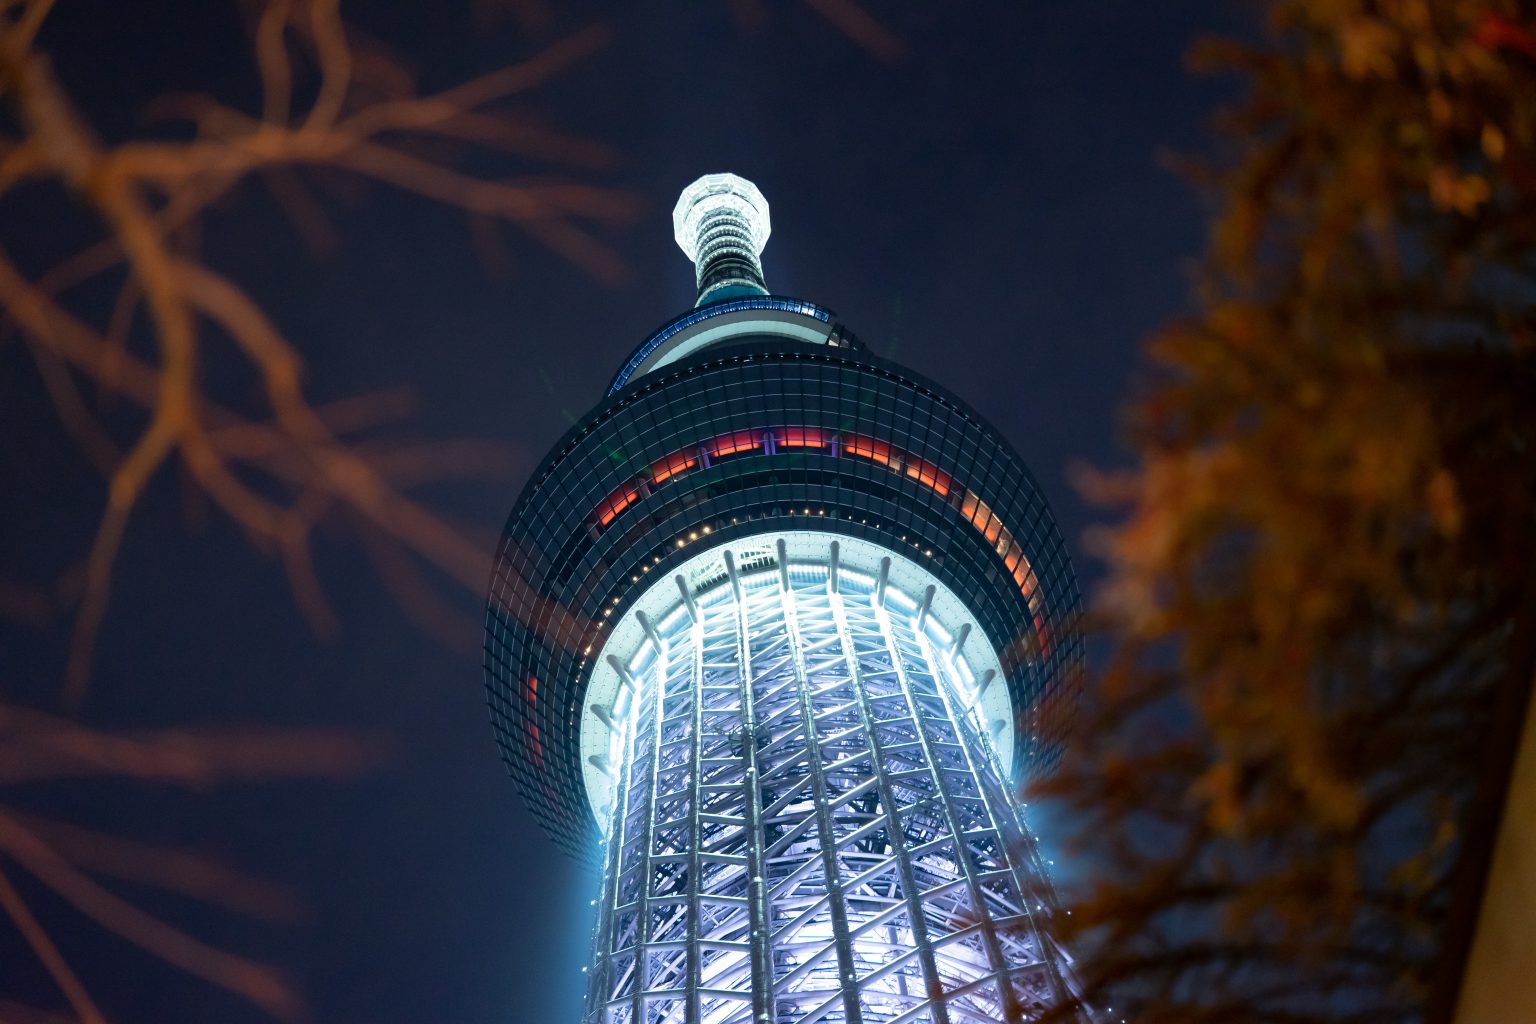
[1, 2, 1241, 1021]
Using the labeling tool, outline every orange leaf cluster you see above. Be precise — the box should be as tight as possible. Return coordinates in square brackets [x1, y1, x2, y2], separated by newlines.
[1038, 3, 1536, 1021]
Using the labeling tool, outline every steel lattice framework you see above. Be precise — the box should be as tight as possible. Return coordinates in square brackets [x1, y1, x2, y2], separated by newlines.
[585, 541, 1073, 1024]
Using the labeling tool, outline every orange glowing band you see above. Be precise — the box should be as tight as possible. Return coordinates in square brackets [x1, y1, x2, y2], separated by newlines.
[904, 457, 953, 498]
[708, 430, 762, 458]
[844, 434, 896, 468]
[1033, 611, 1053, 660]
[778, 427, 831, 449]
[649, 451, 697, 485]
[583, 427, 1045, 620]
[596, 486, 641, 527]
[962, 494, 1003, 543]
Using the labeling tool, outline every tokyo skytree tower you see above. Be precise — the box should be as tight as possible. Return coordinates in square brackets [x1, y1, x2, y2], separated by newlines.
[485, 174, 1085, 1024]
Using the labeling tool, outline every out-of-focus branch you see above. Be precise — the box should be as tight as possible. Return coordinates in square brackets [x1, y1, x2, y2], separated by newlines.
[0, 812, 302, 1019]
[0, 1, 617, 703]
[0, 5, 620, 1016]
[801, 0, 905, 62]
[0, 697, 391, 1021]
[3, 812, 305, 921]
[0, 236, 581, 644]
[726, 0, 905, 62]
[0, 705, 387, 787]
[0, 862, 105, 1024]
[0, 999, 88, 1024]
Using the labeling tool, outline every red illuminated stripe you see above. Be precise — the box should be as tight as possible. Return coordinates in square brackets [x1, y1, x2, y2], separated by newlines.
[844, 434, 896, 467]
[778, 426, 830, 449]
[708, 430, 762, 458]
[650, 451, 697, 484]
[904, 456, 952, 498]
[596, 486, 641, 527]
[581, 425, 1046, 620]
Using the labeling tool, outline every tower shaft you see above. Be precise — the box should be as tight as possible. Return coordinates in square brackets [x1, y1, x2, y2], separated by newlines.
[586, 548, 1069, 1024]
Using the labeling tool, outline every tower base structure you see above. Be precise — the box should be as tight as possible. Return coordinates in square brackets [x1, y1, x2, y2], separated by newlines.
[584, 534, 1075, 1024]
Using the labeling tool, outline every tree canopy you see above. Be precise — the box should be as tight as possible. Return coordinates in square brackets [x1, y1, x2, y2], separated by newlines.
[1046, 3, 1536, 1021]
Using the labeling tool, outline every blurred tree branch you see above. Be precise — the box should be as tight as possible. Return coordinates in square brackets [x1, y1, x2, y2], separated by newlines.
[0, 1, 624, 1018]
[1038, 2, 1536, 1022]
[728, 0, 906, 62]
[0, 698, 386, 1022]
[0, 0, 616, 701]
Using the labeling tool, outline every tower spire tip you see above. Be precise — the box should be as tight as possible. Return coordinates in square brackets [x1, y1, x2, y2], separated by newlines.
[672, 173, 772, 305]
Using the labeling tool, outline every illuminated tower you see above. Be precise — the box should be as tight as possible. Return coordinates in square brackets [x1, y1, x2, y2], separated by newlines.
[485, 174, 1084, 1024]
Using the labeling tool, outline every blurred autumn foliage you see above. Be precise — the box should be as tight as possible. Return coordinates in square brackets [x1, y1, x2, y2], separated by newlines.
[1042, 2, 1536, 1022]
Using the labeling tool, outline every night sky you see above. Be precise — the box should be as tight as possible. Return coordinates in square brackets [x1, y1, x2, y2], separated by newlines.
[2, 2, 1241, 1021]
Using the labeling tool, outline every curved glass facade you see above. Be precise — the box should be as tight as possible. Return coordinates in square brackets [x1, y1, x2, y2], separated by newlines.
[487, 339, 1081, 859]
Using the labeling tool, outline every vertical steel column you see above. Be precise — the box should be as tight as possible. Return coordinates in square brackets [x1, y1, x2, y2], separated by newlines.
[733, 574, 777, 1024]
[779, 579, 866, 1024]
[829, 588, 951, 1024]
[590, 699, 629, 1024]
[874, 601, 1028, 1023]
[919, 630, 1072, 1013]
[631, 635, 669, 1024]
[686, 610, 706, 1023]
